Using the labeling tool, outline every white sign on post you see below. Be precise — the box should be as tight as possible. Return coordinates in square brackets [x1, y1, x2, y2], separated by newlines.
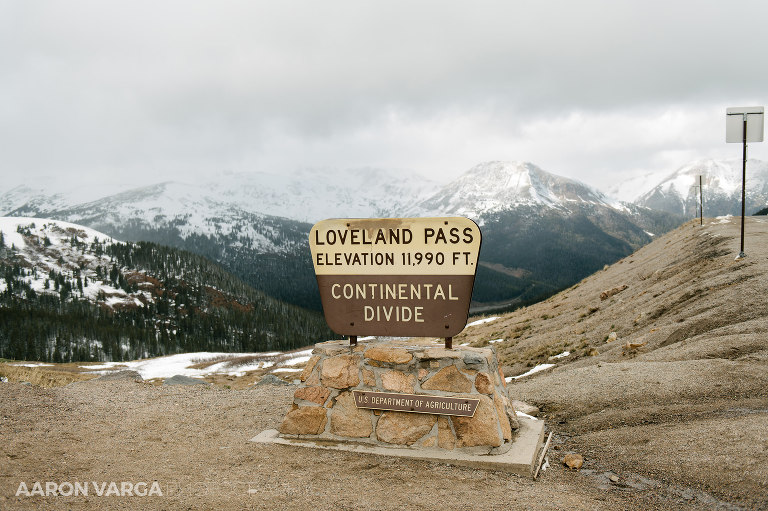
[726, 106, 765, 259]
[726, 106, 764, 143]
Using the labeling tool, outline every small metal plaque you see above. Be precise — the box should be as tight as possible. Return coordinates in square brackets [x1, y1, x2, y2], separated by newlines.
[352, 390, 479, 417]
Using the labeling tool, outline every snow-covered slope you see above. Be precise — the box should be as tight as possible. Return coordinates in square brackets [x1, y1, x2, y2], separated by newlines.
[0, 216, 335, 361]
[37, 181, 303, 254]
[0, 217, 141, 306]
[412, 161, 618, 218]
[205, 167, 438, 223]
[2, 167, 437, 225]
[1, 167, 438, 257]
[635, 158, 768, 217]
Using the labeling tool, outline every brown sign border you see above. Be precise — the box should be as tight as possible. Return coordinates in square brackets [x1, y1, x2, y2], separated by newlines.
[309, 217, 482, 338]
[352, 390, 479, 417]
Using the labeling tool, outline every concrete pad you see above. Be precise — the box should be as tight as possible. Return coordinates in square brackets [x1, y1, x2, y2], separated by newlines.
[251, 416, 546, 477]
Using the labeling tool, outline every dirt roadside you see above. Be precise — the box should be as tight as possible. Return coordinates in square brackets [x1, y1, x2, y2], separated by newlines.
[0, 380, 714, 511]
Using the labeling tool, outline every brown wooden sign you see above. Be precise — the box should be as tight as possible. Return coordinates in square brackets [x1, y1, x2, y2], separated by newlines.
[309, 217, 482, 337]
[352, 390, 479, 417]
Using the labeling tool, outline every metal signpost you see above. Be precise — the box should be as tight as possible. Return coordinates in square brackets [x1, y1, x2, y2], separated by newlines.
[691, 175, 703, 226]
[309, 217, 482, 349]
[699, 175, 704, 226]
[726, 106, 764, 259]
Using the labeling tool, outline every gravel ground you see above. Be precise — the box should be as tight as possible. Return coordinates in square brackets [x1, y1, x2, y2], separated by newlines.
[1, 380, 712, 511]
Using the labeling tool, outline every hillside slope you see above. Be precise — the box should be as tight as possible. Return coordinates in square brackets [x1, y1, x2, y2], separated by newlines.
[455, 215, 768, 508]
[0, 218, 335, 361]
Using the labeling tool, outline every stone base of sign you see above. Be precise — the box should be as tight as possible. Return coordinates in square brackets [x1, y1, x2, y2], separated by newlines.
[274, 338, 523, 456]
[251, 415, 545, 476]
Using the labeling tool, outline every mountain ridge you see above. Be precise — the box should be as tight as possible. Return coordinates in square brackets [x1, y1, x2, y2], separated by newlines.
[635, 157, 768, 217]
[0, 159, 715, 312]
[412, 161, 618, 218]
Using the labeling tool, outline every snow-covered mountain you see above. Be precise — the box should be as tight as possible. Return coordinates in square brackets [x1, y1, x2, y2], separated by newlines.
[412, 161, 619, 218]
[205, 167, 438, 223]
[1, 162, 670, 241]
[2, 167, 437, 226]
[1, 161, 687, 312]
[16, 181, 305, 254]
[2, 167, 438, 256]
[635, 158, 768, 217]
[398, 161, 684, 311]
[1, 168, 440, 310]
[410, 161, 679, 252]
[0, 180, 132, 217]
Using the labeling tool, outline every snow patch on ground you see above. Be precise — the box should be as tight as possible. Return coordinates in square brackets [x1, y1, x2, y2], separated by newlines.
[515, 410, 538, 421]
[713, 215, 733, 224]
[80, 349, 315, 380]
[465, 317, 499, 328]
[281, 350, 313, 366]
[506, 363, 555, 382]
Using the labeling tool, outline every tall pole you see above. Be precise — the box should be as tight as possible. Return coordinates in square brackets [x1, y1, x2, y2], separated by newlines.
[699, 175, 703, 226]
[739, 114, 747, 258]
[727, 106, 763, 259]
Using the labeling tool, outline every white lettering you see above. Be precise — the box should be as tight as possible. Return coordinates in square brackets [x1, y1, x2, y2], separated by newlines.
[16, 481, 157, 498]
[362, 305, 424, 323]
[59, 482, 73, 496]
[15, 482, 30, 497]
[105, 482, 120, 496]
[121, 482, 134, 496]
[328, 282, 464, 301]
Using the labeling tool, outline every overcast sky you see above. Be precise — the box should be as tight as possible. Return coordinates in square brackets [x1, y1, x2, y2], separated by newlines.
[2, 1, 768, 200]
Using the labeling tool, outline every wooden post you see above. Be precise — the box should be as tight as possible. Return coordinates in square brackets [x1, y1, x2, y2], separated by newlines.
[350, 335, 357, 347]
[445, 337, 452, 349]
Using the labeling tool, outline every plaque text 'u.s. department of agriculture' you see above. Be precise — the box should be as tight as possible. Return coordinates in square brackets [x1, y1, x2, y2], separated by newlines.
[352, 390, 479, 417]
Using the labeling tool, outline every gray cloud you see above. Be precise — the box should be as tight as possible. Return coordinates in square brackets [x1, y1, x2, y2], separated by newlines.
[2, 0, 768, 198]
